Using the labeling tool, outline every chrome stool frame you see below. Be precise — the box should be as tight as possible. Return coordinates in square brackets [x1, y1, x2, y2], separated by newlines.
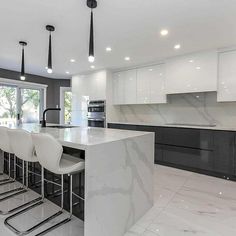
[5, 132, 85, 236]
[0, 129, 43, 215]
[35, 173, 84, 236]
[5, 167, 66, 235]
[0, 160, 42, 215]
[0, 127, 28, 201]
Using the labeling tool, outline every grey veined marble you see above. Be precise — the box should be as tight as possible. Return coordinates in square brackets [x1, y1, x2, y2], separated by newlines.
[114, 92, 236, 128]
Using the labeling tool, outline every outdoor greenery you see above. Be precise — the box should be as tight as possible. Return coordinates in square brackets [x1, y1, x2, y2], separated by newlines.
[0, 86, 17, 118]
[64, 91, 72, 124]
[0, 86, 39, 120]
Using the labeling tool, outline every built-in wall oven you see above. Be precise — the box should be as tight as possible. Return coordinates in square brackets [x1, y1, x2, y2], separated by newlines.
[87, 100, 106, 128]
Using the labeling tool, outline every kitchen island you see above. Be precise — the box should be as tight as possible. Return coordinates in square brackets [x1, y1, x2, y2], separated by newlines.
[12, 124, 154, 236]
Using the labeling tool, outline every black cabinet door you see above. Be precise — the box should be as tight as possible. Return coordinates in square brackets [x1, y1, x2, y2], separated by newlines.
[161, 127, 213, 150]
[137, 125, 162, 144]
[155, 144, 163, 163]
[108, 123, 137, 131]
[108, 123, 121, 129]
[213, 131, 235, 175]
[162, 145, 214, 171]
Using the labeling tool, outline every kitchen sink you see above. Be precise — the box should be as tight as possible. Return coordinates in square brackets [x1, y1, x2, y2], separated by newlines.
[165, 123, 217, 127]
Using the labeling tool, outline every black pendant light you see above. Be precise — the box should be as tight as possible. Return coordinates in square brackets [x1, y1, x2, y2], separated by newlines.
[19, 41, 27, 80]
[46, 25, 55, 74]
[87, 0, 97, 63]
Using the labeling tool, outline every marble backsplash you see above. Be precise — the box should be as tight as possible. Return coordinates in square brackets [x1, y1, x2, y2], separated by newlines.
[111, 92, 236, 127]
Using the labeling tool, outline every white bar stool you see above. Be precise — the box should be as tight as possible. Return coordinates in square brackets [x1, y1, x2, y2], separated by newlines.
[0, 127, 26, 200]
[5, 133, 85, 236]
[0, 126, 15, 183]
[0, 129, 43, 215]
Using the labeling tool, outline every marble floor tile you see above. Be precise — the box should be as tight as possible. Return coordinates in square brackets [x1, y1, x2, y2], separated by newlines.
[0, 175, 84, 236]
[126, 165, 236, 236]
[154, 165, 190, 192]
[1, 166, 236, 236]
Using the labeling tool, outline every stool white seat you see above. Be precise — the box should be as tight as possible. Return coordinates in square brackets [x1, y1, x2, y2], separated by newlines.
[5, 132, 85, 236]
[32, 133, 85, 175]
[9, 129, 38, 163]
[0, 127, 26, 201]
[0, 126, 12, 153]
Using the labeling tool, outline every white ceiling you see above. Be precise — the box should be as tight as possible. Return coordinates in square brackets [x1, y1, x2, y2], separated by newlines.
[1, 0, 236, 79]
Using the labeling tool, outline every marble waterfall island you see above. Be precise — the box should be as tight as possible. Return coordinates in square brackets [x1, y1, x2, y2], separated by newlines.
[16, 124, 155, 236]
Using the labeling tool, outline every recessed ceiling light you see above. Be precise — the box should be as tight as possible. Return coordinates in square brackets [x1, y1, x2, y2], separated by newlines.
[66, 71, 70, 74]
[160, 29, 169, 36]
[149, 68, 153, 71]
[196, 66, 201, 70]
[70, 59, 76, 63]
[125, 57, 130, 61]
[174, 44, 181, 50]
[90, 65, 95, 69]
[189, 60, 194, 63]
[106, 47, 112, 52]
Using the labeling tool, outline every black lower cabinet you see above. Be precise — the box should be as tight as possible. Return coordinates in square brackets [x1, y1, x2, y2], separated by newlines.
[108, 123, 236, 180]
[213, 131, 235, 175]
[162, 145, 214, 171]
[155, 144, 163, 162]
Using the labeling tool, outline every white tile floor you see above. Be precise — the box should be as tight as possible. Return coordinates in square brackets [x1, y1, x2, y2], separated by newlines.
[125, 165, 236, 236]
[0, 178, 84, 236]
[1, 165, 236, 236]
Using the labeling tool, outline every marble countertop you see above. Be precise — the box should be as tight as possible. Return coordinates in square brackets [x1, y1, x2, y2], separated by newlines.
[108, 121, 236, 132]
[11, 124, 150, 150]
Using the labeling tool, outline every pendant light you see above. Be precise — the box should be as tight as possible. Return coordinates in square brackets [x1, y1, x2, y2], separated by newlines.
[46, 25, 55, 74]
[19, 41, 27, 80]
[87, 0, 97, 63]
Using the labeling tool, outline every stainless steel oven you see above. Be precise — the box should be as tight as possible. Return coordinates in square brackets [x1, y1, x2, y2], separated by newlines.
[87, 100, 106, 128]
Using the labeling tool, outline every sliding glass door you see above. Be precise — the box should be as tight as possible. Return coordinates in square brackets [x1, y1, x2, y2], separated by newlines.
[0, 83, 45, 127]
[0, 85, 17, 127]
[20, 88, 41, 124]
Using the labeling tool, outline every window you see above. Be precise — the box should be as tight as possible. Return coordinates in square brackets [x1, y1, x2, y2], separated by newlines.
[0, 78, 47, 127]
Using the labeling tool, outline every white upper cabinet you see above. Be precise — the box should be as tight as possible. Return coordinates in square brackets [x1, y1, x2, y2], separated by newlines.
[137, 64, 167, 104]
[166, 51, 218, 94]
[218, 50, 236, 102]
[88, 72, 107, 101]
[113, 72, 124, 105]
[113, 69, 137, 105]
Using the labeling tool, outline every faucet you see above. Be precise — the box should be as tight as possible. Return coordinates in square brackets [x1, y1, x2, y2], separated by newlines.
[41, 108, 61, 127]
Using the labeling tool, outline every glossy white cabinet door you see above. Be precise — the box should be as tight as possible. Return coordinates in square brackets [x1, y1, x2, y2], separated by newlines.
[137, 64, 167, 104]
[137, 67, 150, 103]
[218, 50, 236, 102]
[113, 70, 137, 105]
[113, 72, 125, 104]
[166, 51, 217, 94]
[89, 72, 107, 100]
[124, 70, 137, 104]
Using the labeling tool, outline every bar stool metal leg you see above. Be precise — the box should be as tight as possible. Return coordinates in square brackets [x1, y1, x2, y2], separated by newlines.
[0, 160, 42, 215]
[4, 167, 64, 235]
[0, 153, 14, 185]
[35, 174, 84, 236]
[0, 154, 28, 202]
